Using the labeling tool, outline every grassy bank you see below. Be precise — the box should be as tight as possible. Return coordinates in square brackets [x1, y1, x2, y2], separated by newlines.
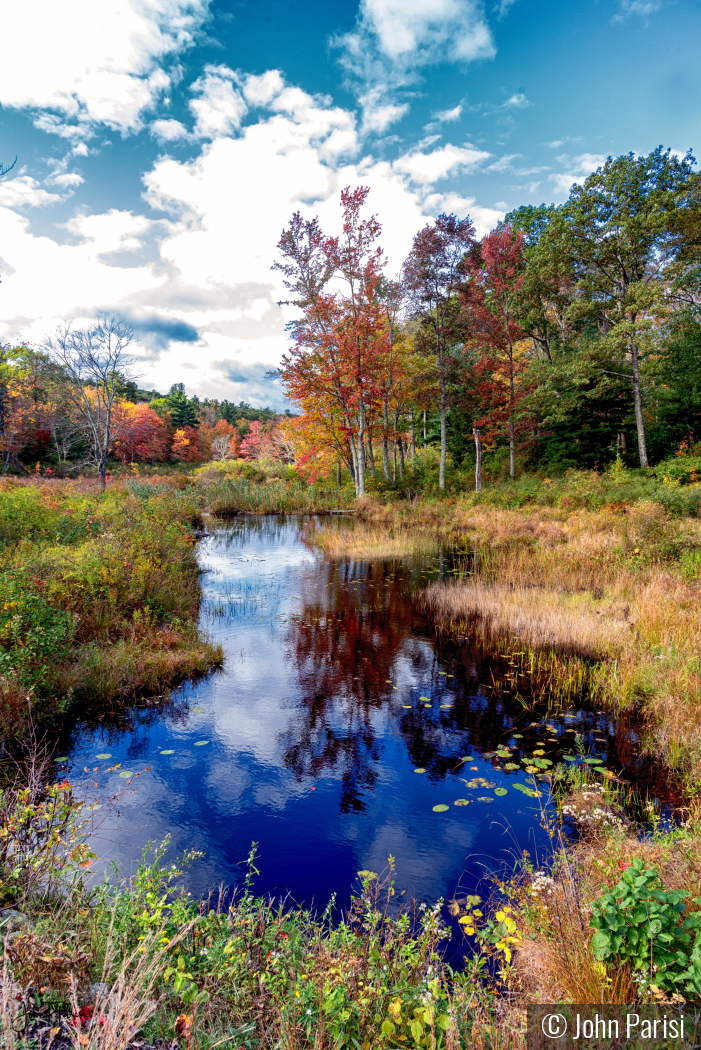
[0, 477, 222, 738]
[1, 756, 700, 1050]
[309, 498, 701, 793]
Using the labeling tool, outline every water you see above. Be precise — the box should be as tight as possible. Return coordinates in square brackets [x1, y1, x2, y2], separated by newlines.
[56, 517, 668, 918]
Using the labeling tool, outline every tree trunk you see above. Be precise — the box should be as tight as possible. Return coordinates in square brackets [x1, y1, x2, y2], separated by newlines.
[356, 399, 366, 497]
[630, 342, 648, 468]
[423, 409, 427, 447]
[409, 406, 415, 464]
[336, 460, 341, 487]
[382, 396, 391, 482]
[473, 427, 482, 493]
[395, 408, 404, 479]
[367, 431, 376, 479]
[439, 370, 447, 491]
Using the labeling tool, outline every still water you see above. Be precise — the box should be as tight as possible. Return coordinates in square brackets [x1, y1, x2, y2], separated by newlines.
[59, 517, 653, 915]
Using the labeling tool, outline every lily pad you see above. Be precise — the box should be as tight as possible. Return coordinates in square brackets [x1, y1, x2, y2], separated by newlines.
[454, 799, 470, 807]
[96, 753, 112, 759]
[87, 804, 102, 810]
[432, 804, 449, 812]
[160, 750, 175, 755]
[466, 780, 479, 788]
[440, 704, 453, 709]
[563, 755, 577, 762]
[494, 787, 508, 796]
[55, 757, 68, 763]
[584, 757, 603, 764]
[461, 756, 475, 761]
[402, 705, 412, 709]
[512, 733, 523, 739]
[504, 762, 520, 770]
[496, 750, 512, 758]
[477, 797, 493, 803]
[513, 783, 538, 797]
[414, 767, 426, 774]
[482, 780, 497, 789]
[191, 705, 205, 713]
[194, 740, 209, 747]
[119, 771, 133, 779]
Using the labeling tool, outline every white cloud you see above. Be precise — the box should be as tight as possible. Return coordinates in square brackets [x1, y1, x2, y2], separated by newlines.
[0, 70, 501, 403]
[47, 172, 85, 188]
[0, 0, 210, 138]
[434, 103, 463, 123]
[614, 0, 663, 19]
[189, 65, 248, 139]
[495, 0, 518, 16]
[151, 118, 191, 142]
[0, 176, 61, 209]
[421, 190, 504, 237]
[333, 0, 495, 134]
[502, 92, 531, 109]
[394, 143, 490, 183]
[486, 153, 520, 172]
[549, 152, 607, 198]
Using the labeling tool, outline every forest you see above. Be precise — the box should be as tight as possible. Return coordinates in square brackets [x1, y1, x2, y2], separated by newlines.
[3, 147, 701, 500]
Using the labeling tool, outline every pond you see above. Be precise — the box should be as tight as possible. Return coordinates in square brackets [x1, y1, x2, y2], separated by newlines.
[56, 516, 668, 925]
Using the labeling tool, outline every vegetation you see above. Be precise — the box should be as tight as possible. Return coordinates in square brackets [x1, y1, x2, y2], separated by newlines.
[0, 476, 222, 739]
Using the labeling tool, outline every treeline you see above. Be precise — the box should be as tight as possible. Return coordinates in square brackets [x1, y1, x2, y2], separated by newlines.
[275, 147, 701, 495]
[0, 325, 291, 481]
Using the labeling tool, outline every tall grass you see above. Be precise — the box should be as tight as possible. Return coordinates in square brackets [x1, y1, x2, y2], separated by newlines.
[202, 475, 354, 515]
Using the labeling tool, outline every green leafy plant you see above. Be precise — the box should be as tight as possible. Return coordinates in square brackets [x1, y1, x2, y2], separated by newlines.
[589, 859, 701, 997]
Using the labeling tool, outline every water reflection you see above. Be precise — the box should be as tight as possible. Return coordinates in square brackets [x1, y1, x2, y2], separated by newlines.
[55, 517, 673, 924]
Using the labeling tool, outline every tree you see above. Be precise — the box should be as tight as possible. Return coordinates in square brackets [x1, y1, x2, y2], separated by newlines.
[403, 214, 476, 490]
[562, 147, 697, 468]
[43, 317, 139, 489]
[462, 226, 529, 479]
[163, 384, 200, 429]
[111, 401, 167, 463]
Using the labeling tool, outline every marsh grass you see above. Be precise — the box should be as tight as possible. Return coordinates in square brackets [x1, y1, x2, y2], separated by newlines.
[202, 476, 353, 516]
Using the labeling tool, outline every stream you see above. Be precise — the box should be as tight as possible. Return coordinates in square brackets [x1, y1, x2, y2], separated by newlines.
[56, 516, 671, 923]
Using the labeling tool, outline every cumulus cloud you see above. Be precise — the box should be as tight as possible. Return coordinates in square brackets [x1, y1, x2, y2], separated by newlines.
[151, 118, 191, 142]
[333, 0, 495, 133]
[0, 0, 210, 139]
[0, 176, 61, 209]
[189, 65, 248, 138]
[393, 143, 490, 183]
[0, 69, 502, 403]
[47, 172, 85, 188]
[434, 103, 463, 123]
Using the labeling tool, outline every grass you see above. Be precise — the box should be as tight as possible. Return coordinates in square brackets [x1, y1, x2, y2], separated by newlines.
[0, 477, 222, 739]
[310, 500, 701, 792]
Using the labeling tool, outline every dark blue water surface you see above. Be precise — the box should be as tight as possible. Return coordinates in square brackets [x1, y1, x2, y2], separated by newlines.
[57, 517, 643, 914]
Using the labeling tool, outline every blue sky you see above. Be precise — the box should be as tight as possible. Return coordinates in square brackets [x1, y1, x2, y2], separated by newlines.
[1, 0, 699, 407]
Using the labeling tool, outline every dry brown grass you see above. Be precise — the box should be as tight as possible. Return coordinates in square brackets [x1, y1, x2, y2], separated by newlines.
[318, 500, 701, 786]
[506, 808, 701, 1006]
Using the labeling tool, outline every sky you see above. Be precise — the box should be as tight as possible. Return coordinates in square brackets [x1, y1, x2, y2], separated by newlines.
[1, 0, 700, 409]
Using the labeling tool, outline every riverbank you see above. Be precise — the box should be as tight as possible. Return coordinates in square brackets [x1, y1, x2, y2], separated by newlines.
[1, 756, 699, 1050]
[0, 477, 222, 740]
[309, 498, 701, 795]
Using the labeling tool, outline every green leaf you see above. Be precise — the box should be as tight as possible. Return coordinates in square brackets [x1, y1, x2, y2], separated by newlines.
[494, 787, 508, 796]
[96, 753, 112, 759]
[160, 750, 175, 755]
[433, 804, 450, 812]
[591, 931, 611, 960]
[119, 770, 133, 778]
[477, 797, 494, 803]
[414, 767, 426, 774]
[454, 799, 470, 806]
[194, 740, 209, 746]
